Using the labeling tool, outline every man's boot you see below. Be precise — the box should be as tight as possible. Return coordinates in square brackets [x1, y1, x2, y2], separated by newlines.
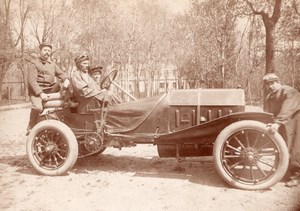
[286, 171, 300, 187]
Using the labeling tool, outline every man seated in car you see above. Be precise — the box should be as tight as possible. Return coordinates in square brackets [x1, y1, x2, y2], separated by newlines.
[89, 65, 123, 105]
[89, 65, 103, 85]
[71, 55, 111, 112]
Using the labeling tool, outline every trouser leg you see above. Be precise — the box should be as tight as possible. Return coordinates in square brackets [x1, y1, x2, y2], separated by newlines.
[290, 112, 300, 168]
[27, 95, 43, 132]
[285, 112, 300, 187]
[27, 109, 40, 131]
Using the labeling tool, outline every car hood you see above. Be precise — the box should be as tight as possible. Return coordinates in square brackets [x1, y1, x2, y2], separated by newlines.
[105, 94, 166, 133]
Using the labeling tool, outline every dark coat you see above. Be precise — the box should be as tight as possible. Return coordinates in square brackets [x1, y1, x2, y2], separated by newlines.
[71, 70, 106, 113]
[266, 85, 300, 166]
[266, 85, 300, 125]
[285, 111, 300, 166]
[27, 58, 68, 96]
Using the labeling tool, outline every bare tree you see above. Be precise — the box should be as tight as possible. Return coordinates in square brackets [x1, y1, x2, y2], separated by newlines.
[182, 0, 238, 88]
[13, 0, 32, 101]
[29, 0, 60, 44]
[0, 0, 13, 101]
[293, 0, 300, 15]
[244, 0, 282, 74]
[13, 0, 31, 50]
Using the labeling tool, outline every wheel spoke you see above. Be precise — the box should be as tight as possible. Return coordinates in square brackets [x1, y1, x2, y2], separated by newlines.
[57, 149, 67, 154]
[257, 159, 275, 168]
[244, 132, 250, 148]
[252, 133, 260, 148]
[52, 154, 59, 166]
[229, 161, 242, 170]
[226, 144, 241, 153]
[257, 140, 272, 151]
[52, 133, 61, 143]
[40, 153, 51, 165]
[255, 163, 267, 177]
[56, 142, 66, 148]
[224, 154, 241, 158]
[55, 151, 66, 160]
[234, 137, 245, 149]
[258, 150, 278, 156]
[38, 136, 48, 145]
[238, 164, 247, 178]
[48, 132, 54, 142]
[33, 149, 46, 155]
[250, 165, 254, 181]
[44, 132, 51, 142]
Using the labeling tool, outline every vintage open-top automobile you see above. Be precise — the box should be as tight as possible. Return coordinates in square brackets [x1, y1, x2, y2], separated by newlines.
[26, 69, 289, 190]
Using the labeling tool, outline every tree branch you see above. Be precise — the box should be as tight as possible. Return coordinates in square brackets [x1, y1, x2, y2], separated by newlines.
[14, 0, 30, 47]
[293, 0, 300, 15]
[244, 0, 273, 28]
[245, 0, 265, 16]
[271, 0, 282, 23]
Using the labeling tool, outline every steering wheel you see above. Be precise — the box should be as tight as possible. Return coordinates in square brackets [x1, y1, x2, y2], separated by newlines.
[100, 68, 118, 89]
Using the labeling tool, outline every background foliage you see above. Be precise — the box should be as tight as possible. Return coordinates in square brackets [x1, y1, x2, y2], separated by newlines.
[0, 0, 299, 104]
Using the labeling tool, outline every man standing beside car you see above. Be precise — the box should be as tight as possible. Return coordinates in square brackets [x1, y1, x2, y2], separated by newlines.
[26, 42, 70, 135]
[263, 73, 300, 186]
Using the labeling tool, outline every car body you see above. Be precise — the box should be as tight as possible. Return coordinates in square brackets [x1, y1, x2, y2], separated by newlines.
[26, 88, 289, 190]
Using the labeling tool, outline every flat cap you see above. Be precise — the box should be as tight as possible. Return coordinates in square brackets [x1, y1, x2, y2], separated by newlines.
[90, 66, 103, 74]
[263, 73, 279, 83]
[74, 55, 89, 64]
[39, 43, 52, 50]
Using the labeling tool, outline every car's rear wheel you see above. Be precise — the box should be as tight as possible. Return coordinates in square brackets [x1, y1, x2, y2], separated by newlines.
[213, 120, 289, 190]
[27, 120, 78, 176]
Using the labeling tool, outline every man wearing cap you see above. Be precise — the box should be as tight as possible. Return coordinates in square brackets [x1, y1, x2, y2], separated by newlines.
[90, 66, 103, 85]
[90, 65, 122, 104]
[26, 43, 70, 135]
[263, 73, 300, 186]
[71, 55, 110, 112]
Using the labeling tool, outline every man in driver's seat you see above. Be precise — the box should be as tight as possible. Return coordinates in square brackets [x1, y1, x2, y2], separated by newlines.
[71, 55, 113, 112]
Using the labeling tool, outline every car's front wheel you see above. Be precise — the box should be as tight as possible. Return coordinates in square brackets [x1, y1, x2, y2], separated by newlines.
[26, 120, 78, 176]
[213, 120, 289, 190]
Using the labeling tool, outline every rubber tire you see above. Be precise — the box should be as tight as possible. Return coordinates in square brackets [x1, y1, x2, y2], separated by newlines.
[213, 120, 289, 190]
[27, 120, 78, 176]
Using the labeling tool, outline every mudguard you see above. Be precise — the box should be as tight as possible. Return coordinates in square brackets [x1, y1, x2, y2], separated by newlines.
[155, 111, 274, 144]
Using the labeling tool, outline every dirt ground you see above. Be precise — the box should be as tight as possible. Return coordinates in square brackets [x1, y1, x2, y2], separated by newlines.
[0, 108, 299, 211]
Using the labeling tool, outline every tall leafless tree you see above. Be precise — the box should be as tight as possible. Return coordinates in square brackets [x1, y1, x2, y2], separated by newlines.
[244, 0, 282, 74]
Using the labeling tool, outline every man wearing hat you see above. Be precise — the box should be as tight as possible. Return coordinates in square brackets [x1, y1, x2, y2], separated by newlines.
[263, 73, 300, 186]
[89, 65, 123, 104]
[26, 42, 70, 135]
[89, 66, 103, 85]
[71, 55, 110, 112]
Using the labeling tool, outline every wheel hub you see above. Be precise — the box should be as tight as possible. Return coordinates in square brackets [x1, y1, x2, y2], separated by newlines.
[247, 154, 254, 161]
[45, 141, 57, 153]
[241, 148, 259, 164]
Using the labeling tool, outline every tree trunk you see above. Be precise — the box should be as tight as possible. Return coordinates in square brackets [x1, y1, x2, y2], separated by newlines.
[264, 24, 276, 73]
[135, 64, 141, 99]
[246, 0, 282, 74]
[21, 59, 29, 101]
[0, 80, 2, 101]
